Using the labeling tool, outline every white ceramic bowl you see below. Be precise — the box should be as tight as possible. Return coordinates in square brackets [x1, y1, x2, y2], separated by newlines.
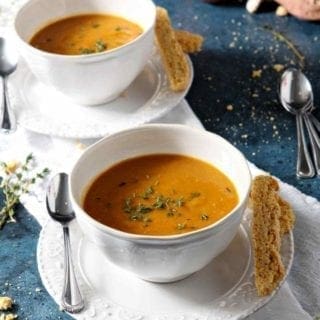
[14, 0, 156, 105]
[70, 124, 252, 282]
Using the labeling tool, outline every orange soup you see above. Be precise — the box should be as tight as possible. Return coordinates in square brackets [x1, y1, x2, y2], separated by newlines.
[83, 154, 238, 236]
[30, 14, 143, 55]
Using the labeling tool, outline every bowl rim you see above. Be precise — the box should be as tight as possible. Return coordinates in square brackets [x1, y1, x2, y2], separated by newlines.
[69, 124, 252, 241]
[14, 0, 156, 60]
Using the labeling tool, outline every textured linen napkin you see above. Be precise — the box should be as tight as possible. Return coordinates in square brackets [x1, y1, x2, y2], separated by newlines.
[0, 100, 318, 320]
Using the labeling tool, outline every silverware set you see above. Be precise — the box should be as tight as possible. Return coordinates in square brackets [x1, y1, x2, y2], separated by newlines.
[280, 68, 320, 178]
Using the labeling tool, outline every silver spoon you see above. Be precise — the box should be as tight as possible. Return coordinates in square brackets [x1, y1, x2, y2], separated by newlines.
[280, 68, 315, 178]
[46, 173, 84, 313]
[285, 69, 320, 176]
[0, 37, 18, 133]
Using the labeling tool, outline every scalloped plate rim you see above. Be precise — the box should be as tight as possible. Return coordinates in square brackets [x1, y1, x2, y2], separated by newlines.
[36, 209, 294, 320]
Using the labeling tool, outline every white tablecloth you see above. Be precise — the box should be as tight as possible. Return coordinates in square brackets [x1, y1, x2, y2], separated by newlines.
[1, 101, 319, 319]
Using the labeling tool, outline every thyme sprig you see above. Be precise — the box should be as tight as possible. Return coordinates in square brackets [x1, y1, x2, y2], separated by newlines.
[263, 25, 305, 68]
[122, 187, 204, 227]
[0, 154, 49, 229]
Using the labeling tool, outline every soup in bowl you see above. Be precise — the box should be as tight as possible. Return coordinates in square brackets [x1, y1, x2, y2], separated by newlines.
[14, 0, 156, 105]
[83, 154, 239, 236]
[70, 124, 252, 282]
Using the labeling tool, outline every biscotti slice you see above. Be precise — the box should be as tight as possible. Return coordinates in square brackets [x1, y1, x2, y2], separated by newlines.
[174, 29, 204, 53]
[250, 175, 285, 296]
[155, 7, 190, 91]
[278, 197, 295, 236]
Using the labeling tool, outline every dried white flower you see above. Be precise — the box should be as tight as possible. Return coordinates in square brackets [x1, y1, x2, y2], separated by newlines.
[0, 297, 12, 311]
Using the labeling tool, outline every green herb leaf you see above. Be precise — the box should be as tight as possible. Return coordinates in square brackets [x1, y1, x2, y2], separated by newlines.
[95, 40, 107, 52]
[200, 213, 209, 221]
[175, 197, 185, 208]
[80, 48, 95, 55]
[136, 203, 153, 214]
[123, 197, 133, 213]
[141, 186, 154, 199]
[153, 195, 167, 209]
[177, 222, 186, 230]
[189, 192, 201, 200]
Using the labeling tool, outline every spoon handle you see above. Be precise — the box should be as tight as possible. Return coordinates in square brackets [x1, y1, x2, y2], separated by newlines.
[309, 113, 320, 132]
[0, 76, 16, 134]
[304, 114, 320, 175]
[61, 225, 84, 313]
[296, 113, 315, 178]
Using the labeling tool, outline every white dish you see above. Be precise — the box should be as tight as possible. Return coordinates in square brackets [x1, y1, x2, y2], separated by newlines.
[37, 209, 294, 320]
[69, 124, 252, 282]
[14, 0, 156, 105]
[9, 52, 193, 139]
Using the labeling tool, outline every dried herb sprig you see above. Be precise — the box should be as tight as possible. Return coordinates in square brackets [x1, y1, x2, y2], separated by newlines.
[263, 25, 305, 68]
[0, 154, 49, 229]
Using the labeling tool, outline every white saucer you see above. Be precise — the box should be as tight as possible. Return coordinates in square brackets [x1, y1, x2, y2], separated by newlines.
[37, 209, 294, 320]
[10, 52, 193, 139]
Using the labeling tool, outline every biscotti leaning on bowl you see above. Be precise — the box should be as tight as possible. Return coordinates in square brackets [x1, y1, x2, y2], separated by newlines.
[155, 7, 203, 92]
[250, 175, 295, 296]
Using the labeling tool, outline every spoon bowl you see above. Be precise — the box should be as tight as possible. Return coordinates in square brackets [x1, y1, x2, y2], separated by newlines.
[280, 68, 313, 115]
[46, 173, 75, 224]
[0, 38, 18, 76]
[0, 37, 18, 133]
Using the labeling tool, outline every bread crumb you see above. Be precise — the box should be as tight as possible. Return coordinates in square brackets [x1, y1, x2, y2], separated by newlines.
[226, 104, 233, 111]
[275, 5, 288, 17]
[0, 314, 18, 320]
[273, 64, 285, 72]
[252, 69, 262, 78]
[75, 142, 87, 151]
[119, 89, 129, 98]
[0, 297, 12, 311]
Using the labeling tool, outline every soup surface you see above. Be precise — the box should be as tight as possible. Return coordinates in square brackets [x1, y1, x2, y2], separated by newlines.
[30, 14, 143, 55]
[83, 154, 238, 236]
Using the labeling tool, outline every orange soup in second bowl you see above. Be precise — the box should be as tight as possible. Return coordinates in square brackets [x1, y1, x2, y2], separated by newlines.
[83, 154, 239, 236]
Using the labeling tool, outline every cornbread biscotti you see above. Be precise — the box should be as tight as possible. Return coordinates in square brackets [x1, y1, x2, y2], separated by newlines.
[174, 29, 204, 53]
[250, 175, 285, 296]
[155, 7, 190, 91]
